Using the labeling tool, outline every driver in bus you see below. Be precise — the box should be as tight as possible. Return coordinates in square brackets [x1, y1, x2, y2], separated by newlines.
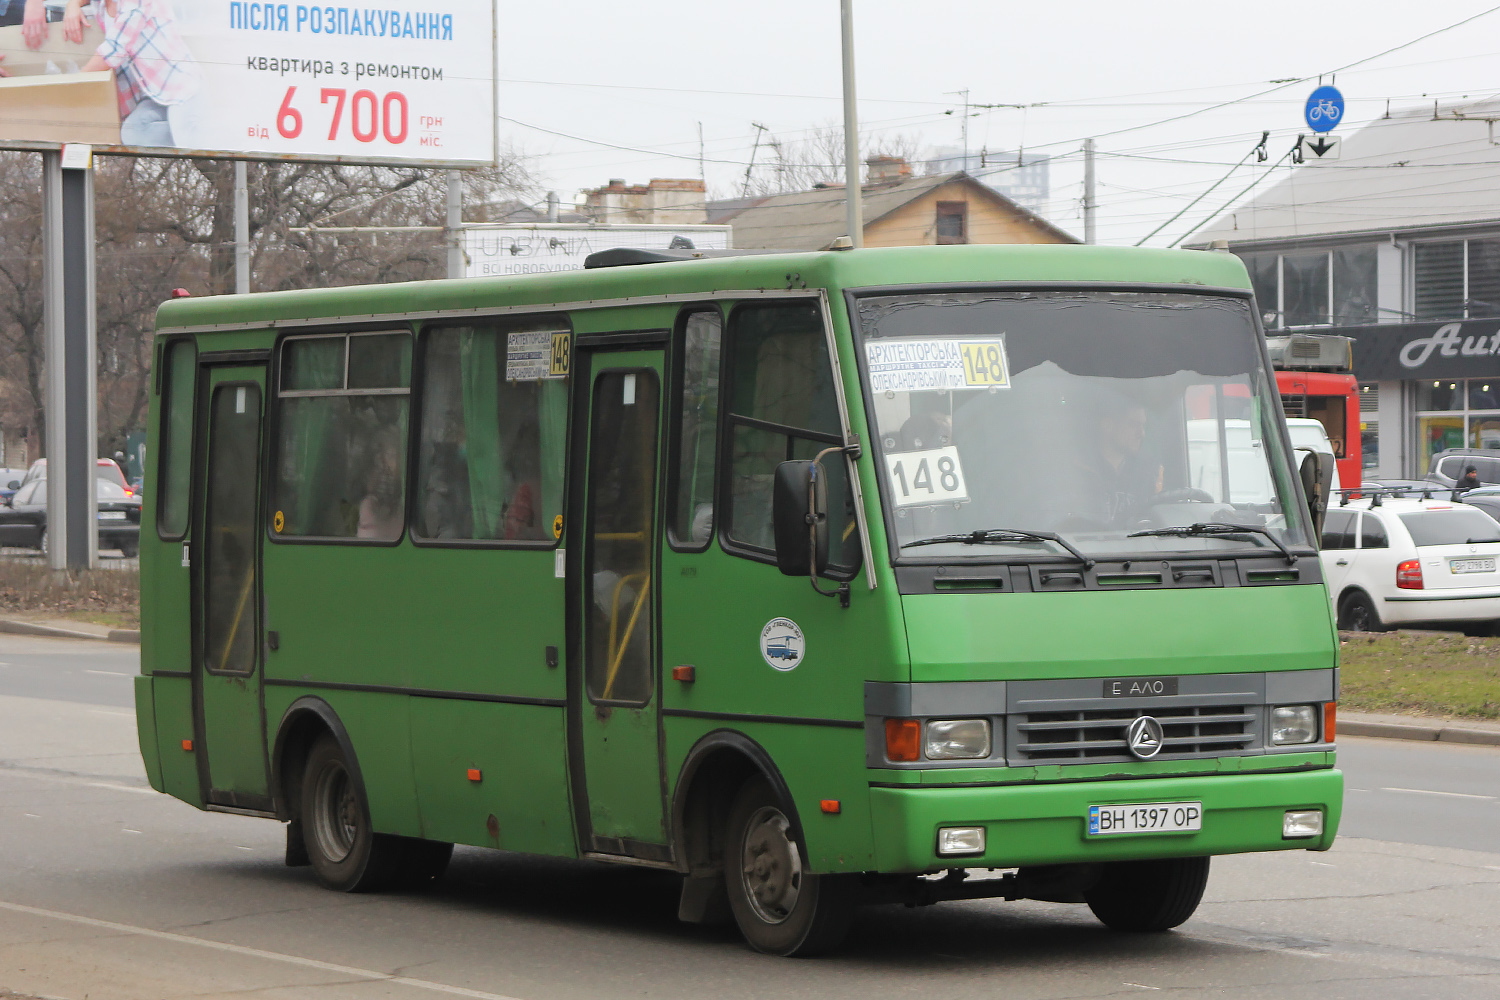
[1064, 395, 1164, 528]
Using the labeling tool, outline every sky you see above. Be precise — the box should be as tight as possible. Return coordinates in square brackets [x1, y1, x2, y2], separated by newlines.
[491, 0, 1500, 246]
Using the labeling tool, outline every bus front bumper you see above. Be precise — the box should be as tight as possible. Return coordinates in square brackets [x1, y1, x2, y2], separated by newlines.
[868, 767, 1343, 871]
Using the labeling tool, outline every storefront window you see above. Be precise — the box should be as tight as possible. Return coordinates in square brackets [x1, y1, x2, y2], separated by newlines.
[1415, 378, 1500, 474]
[1233, 246, 1377, 330]
[1283, 254, 1330, 327]
[1333, 247, 1378, 325]
[1359, 383, 1379, 472]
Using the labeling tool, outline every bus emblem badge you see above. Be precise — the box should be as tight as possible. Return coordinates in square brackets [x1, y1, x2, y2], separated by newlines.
[760, 618, 804, 671]
[1125, 717, 1164, 759]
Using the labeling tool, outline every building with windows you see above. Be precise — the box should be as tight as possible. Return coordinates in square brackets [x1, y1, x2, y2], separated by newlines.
[1193, 99, 1500, 480]
[924, 147, 1051, 217]
[707, 164, 1075, 251]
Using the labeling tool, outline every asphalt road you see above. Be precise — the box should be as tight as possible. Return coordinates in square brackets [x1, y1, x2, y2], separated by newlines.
[1, 634, 1498, 999]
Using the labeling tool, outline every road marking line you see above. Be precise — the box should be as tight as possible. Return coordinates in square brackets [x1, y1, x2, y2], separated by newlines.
[0, 900, 527, 1000]
[84, 669, 133, 677]
[1379, 787, 1496, 801]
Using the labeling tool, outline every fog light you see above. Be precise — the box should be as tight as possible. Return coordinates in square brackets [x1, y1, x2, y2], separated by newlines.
[1271, 705, 1318, 745]
[937, 826, 985, 856]
[1283, 809, 1324, 839]
[925, 718, 991, 759]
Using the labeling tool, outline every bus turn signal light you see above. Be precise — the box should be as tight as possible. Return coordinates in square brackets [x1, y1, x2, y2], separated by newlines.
[1396, 559, 1424, 589]
[467, 769, 482, 782]
[181, 739, 193, 751]
[820, 800, 840, 814]
[671, 664, 695, 682]
[1325, 702, 1336, 742]
[885, 718, 921, 762]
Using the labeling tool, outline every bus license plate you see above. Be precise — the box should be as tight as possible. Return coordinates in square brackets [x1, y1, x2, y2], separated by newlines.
[97, 511, 126, 521]
[1450, 557, 1495, 574]
[1088, 801, 1202, 836]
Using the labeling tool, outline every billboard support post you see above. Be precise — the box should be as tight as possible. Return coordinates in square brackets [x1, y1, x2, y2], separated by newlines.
[446, 172, 463, 279]
[42, 146, 98, 571]
[234, 160, 249, 294]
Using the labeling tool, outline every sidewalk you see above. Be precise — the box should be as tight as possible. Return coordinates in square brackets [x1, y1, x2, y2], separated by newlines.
[0, 617, 139, 644]
[1340, 710, 1500, 747]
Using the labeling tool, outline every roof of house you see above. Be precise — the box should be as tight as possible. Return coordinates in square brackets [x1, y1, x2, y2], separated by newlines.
[1194, 99, 1500, 246]
[709, 171, 1077, 250]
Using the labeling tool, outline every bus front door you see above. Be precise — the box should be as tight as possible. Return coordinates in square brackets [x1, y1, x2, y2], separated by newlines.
[191, 364, 270, 811]
[568, 349, 669, 860]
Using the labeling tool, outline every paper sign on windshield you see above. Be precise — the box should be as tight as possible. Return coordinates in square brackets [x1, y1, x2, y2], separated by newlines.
[866, 339, 1010, 393]
[885, 447, 969, 507]
[506, 330, 570, 381]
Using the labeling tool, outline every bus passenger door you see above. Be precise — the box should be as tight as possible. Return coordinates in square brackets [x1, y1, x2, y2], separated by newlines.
[191, 364, 271, 811]
[567, 348, 670, 860]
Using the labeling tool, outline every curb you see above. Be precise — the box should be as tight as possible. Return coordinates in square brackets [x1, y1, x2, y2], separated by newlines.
[1341, 717, 1500, 747]
[0, 619, 140, 644]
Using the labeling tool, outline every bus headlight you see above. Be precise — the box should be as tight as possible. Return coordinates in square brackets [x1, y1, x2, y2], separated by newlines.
[1283, 810, 1324, 839]
[1271, 705, 1318, 745]
[937, 826, 986, 856]
[925, 719, 991, 759]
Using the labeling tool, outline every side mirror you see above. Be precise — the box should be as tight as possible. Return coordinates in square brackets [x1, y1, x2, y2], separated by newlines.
[1298, 450, 1331, 542]
[5, 480, 16, 490]
[773, 460, 828, 577]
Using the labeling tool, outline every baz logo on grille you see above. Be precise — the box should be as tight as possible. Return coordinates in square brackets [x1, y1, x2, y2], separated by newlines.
[1125, 716, 1165, 759]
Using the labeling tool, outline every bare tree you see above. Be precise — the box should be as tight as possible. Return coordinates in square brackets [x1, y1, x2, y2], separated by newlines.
[0, 146, 537, 462]
[739, 122, 924, 196]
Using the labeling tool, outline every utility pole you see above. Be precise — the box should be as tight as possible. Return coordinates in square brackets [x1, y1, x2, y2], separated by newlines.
[697, 121, 706, 185]
[234, 160, 250, 293]
[742, 122, 768, 199]
[840, 0, 862, 247]
[446, 171, 463, 279]
[42, 144, 97, 570]
[1083, 138, 1097, 245]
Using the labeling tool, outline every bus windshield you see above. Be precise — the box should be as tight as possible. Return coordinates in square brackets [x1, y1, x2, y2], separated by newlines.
[854, 289, 1309, 560]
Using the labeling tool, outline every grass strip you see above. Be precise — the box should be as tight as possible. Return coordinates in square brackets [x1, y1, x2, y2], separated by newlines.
[1340, 630, 1500, 721]
[0, 560, 139, 629]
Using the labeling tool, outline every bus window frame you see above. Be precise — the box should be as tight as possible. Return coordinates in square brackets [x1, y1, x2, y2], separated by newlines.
[715, 298, 860, 580]
[406, 313, 573, 551]
[843, 281, 1301, 568]
[665, 303, 725, 554]
[155, 334, 198, 542]
[264, 325, 414, 548]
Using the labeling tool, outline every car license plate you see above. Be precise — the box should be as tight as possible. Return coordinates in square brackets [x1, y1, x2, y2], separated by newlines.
[1087, 801, 1202, 836]
[1450, 557, 1495, 574]
[97, 511, 126, 521]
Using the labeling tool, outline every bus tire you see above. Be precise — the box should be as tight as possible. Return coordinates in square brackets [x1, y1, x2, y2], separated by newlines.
[1085, 856, 1210, 932]
[722, 776, 855, 956]
[300, 734, 401, 892]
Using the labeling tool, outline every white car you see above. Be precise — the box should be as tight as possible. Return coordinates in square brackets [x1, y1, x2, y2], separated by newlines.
[1320, 495, 1500, 633]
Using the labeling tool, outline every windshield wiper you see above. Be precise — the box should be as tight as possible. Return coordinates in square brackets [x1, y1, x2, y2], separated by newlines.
[901, 528, 1096, 569]
[1128, 521, 1297, 565]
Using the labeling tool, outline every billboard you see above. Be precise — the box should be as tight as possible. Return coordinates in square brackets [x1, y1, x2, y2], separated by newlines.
[0, 0, 495, 165]
[462, 224, 733, 278]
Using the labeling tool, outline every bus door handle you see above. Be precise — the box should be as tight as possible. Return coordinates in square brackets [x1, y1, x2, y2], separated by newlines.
[1335, 559, 1348, 566]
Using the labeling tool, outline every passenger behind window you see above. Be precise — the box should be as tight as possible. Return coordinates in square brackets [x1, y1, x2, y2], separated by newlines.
[357, 423, 404, 540]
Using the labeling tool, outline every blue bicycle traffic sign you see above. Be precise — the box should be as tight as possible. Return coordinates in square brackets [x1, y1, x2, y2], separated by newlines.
[1304, 86, 1344, 133]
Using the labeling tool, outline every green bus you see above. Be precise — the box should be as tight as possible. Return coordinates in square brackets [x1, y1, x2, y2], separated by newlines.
[135, 244, 1342, 956]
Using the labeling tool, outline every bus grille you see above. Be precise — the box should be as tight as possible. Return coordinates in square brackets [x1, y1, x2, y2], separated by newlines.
[1013, 705, 1255, 763]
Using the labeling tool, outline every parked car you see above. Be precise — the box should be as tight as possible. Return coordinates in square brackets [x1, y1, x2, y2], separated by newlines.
[1462, 493, 1500, 526]
[1320, 495, 1500, 634]
[1424, 448, 1500, 488]
[0, 476, 141, 556]
[0, 467, 25, 504]
[17, 457, 132, 494]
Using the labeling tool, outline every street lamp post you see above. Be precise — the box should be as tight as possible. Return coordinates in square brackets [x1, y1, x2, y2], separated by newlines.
[841, 0, 862, 248]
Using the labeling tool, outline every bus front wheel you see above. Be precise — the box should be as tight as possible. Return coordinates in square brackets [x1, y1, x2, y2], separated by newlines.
[1084, 856, 1210, 932]
[300, 734, 402, 892]
[722, 776, 855, 956]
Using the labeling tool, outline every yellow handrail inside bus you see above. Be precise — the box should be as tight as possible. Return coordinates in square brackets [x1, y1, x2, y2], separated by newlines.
[602, 571, 649, 700]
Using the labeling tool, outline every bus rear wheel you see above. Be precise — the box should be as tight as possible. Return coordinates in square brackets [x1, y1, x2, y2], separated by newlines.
[300, 734, 401, 892]
[722, 776, 855, 956]
[1084, 856, 1210, 932]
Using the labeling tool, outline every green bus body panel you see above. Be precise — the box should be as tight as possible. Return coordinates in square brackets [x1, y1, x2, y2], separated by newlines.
[133, 676, 163, 792]
[903, 586, 1338, 681]
[869, 768, 1344, 872]
[154, 246, 1252, 333]
[150, 676, 201, 806]
[408, 699, 574, 855]
[135, 246, 1343, 882]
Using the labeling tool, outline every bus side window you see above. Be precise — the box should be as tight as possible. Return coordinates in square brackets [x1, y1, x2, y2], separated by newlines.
[413, 319, 569, 544]
[669, 309, 722, 549]
[272, 332, 412, 541]
[157, 337, 197, 539]
[722, 301, 859, 575]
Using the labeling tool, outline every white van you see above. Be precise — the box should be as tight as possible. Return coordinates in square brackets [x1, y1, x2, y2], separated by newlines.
[1186, 416, 1338, 505]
